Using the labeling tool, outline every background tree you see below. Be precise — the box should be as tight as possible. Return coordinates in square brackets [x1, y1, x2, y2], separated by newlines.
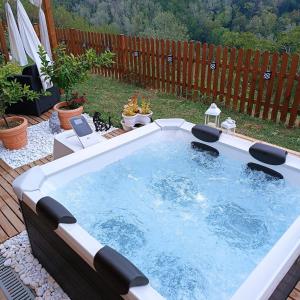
[141, 12, 189, 41]
[277, 26, 300, 53]
[1, 0, 300, 54]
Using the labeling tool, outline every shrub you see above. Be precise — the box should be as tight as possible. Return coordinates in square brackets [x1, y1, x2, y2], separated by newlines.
[38, 44, 115, 107]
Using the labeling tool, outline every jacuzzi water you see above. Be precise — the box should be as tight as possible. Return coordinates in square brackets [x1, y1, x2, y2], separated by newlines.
[49, 133, 300, 300]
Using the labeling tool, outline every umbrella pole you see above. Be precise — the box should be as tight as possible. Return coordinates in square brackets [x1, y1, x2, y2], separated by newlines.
[42, 0, 57, 50]
[0, 21, 9, 62]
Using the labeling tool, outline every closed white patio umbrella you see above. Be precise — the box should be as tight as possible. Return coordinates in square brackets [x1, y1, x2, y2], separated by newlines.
[17, 0, 52, 90]
[29, 0, 52, 59]
[5, 2, 28, 66]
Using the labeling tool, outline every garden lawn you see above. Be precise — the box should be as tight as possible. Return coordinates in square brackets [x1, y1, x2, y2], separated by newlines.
[76, 75, 300, 152]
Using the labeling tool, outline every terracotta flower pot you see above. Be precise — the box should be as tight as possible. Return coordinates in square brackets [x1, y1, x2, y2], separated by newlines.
[54, 101, 84, 130]
[0, 117, 28, 150]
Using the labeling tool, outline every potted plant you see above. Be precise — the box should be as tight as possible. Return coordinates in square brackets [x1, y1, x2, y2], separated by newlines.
[0, 62, 40, 150]
[39, 45, 114, 129]
[122, 95, 152, 128]
[54, 92, 87, 130]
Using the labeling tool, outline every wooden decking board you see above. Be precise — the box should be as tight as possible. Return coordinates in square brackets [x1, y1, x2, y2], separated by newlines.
[0, 165, 15, 183]
[0, 210, 18, 237]
[0, 203, 24, 231]
[0, 161, 19, 178]
[0, 229, 8, 244]
[290, 289, 300, 300]
[290, 282, 300, 300]
[21, 115, 38, 125]
[0, 170, 15, 185]
[0, 190, 22, 218]
[0, 183, 19, 207]
[0, 179, 18, 203]
[39, 158, 49, 164]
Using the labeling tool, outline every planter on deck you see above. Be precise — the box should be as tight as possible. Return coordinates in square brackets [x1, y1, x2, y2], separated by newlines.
[0, 117, 28, 150]
[54, 102, 84, 130]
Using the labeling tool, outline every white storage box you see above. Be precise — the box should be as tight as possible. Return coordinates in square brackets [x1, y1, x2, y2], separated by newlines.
[53, 130, 106, 160]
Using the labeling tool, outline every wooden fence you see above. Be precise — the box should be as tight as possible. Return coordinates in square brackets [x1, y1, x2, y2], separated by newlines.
[55, 28, 300, 127]
[1, 24, 300, 127]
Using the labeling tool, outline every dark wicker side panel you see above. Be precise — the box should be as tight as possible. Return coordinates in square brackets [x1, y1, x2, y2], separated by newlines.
[20, 201, 122, 300]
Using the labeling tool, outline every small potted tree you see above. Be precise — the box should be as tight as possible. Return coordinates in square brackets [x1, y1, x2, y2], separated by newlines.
[0, 62, 40, 150]
[39, 45, 114, 129]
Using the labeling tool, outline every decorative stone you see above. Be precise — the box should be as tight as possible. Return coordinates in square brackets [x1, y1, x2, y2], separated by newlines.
[49, 111, 62, 134]
[26, 255, 33, 263]
[0, 115, 116, 169]
[4, 258, 12, 266]
[14, 266, 21, 272]
[22, 277, 31, 285]
[36, 287, 44, 297]
[0, 231, 70, 300]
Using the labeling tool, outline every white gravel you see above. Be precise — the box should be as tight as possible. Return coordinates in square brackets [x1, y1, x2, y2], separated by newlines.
[0, 231, 70, 300]
[0, 114, 116, 169]
[0, 121, 56, 169]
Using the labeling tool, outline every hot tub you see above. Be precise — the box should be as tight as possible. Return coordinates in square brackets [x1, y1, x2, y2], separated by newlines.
[13, 119, 300, 300]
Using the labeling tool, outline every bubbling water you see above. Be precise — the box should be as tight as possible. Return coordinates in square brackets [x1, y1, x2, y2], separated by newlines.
[51, 136, 300, 300]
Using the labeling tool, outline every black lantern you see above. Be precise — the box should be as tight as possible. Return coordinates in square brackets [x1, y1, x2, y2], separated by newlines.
[82, 42, 87, 49]
[210, 61, 216, 70]
[167, 54, 173, 63]
[93, 112, 112, 132]
[133, 51, 139, 57]
[263, 71, 272, 80]
[106, 46, 111, 52]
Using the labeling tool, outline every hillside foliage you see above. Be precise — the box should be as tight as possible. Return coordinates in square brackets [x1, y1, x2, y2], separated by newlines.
[54, 0, 300, 54]
[1, 0, 299, 54]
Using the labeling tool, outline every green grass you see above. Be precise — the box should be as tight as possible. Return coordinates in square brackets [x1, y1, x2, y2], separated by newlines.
[76, 75, 300, 152]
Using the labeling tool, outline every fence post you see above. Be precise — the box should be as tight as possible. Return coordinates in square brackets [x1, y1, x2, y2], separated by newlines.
[288, 76, 300, 127]
[118, 34, 126, 79]
[0, 21, 9, 62]
[68, 28, 76, 55]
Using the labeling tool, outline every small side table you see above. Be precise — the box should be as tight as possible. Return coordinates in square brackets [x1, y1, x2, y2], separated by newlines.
[53, 130, 106, 160]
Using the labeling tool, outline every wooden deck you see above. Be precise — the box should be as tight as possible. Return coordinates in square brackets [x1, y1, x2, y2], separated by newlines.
[289, 282, 300, 300]
[0, 112, 299, 300]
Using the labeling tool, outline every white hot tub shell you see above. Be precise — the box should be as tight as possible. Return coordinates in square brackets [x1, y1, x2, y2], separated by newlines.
[13, 119, 300, 300]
